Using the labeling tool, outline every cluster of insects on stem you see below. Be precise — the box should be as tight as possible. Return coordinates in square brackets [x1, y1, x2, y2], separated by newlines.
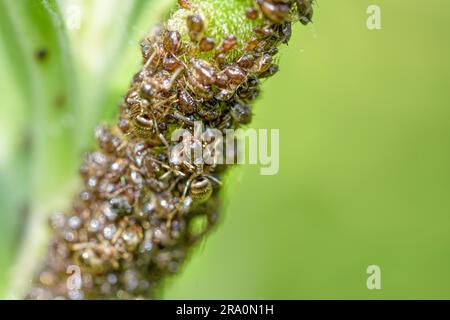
[28, 0, 314, 300]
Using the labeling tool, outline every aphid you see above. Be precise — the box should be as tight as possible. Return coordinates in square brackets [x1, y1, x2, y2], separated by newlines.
[160, 67, 185, 92]
[189, 177, 213, 203]
[95, 125, 115, 153]
[214, 52, 227, 68]
[186, 14, 204, 42]
[224, 65, 247, 86]
[230, 103, 252, 125]
[256, 0, 290, 24]
[252, 53, 273, 74]
[191, 58, 217, 85]
[199, 37, 215, 52]
[296, 0, 313, 25]
[108, 159, 128, 181]
[140, 38, 153, 60]
[236, 54, 256, 70]
[245, 7, 259, 20]
[219, 35, 237, 53]
[258, 63, 279, 79]
[140, 79, 160, 100]
[177, 0, 191, 9]
[132, 113, 154, 138]
[213, 73, 228, 89]
[277, 22, 292, 44]
[163, 31, 181, 53]
[178, 89, 196, 114]
[245, 38, 259, 51]
[254, 25, 274, 38]
[163, 54, 182, 72]
[187, 75, 212, 98]
[237, 76, 260, 101]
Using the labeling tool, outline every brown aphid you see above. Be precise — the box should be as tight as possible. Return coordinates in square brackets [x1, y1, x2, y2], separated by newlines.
[219, 35, 237, 53]
[224, 65, 247, 86]
[199, 37, 215, 52]
[254, 25, 274, 38]
[214, 73, 229, 88]
[178, 89, 196, 115]
[296, 0, 313, 25]
[140, 79, 160, 100]
[95, 125, 115, 153]
[163, 31, 182, 53]
[177, 0, 191, 9]
[187, 14, 204, 42]
[245, 7, 259, 20]
[191, 58, 217, 85]
[188, 75, 213, 98]
[245, 38, 259, 51]
[256, 0, 290, 24]
[163, 54, 182, 72]
[236, 54, 256, 69]
[215, 53, 227, 68]
[118, 117, 132, 135]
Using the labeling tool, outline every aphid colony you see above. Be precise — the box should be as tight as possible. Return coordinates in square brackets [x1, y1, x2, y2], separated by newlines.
[28, 0, 313, 299]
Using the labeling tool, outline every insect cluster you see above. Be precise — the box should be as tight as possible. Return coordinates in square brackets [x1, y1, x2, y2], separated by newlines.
[28, 0, 313, 299]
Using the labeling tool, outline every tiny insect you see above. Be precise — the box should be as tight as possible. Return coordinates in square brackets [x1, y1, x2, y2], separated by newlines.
[254, 25, 274, 38]
[252, 53, 273, 74]
[245, 38, 260, 51]
[230, 103, 252, 125]
[296, 0, 313, 25]
[191, 58, 217, 85]
[256, 0, 290, 24]
[163, 31, 182, 53]
[215, 52, 227, 68]
[258, 63, 279, 79]
[140, 79, 160, 100]
[199, 37, 215, 52]
[186, 14, 204, 42]
[224, 65, 247, 86]
[177, 0, 191, 9]
[276, 22, 292, 44]
[178, 89, 197, 114]
[163, 54, 182, 72]
[189, 177, 213, 203]
[245, 7, 259, 20]
[219, 35, 237, 53]
[236, 54, 256, 70]
[118, 117, 132, 135]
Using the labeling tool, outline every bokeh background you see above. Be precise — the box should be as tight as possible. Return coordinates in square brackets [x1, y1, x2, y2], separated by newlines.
[1, 0, 450, 299]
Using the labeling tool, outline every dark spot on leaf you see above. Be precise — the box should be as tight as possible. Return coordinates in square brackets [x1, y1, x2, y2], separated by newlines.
[54, 93, 67, 108]
[35, 48, 49, 62]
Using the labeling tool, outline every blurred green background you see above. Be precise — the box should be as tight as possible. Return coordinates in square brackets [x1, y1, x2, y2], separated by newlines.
[1, 0, 450, 299]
